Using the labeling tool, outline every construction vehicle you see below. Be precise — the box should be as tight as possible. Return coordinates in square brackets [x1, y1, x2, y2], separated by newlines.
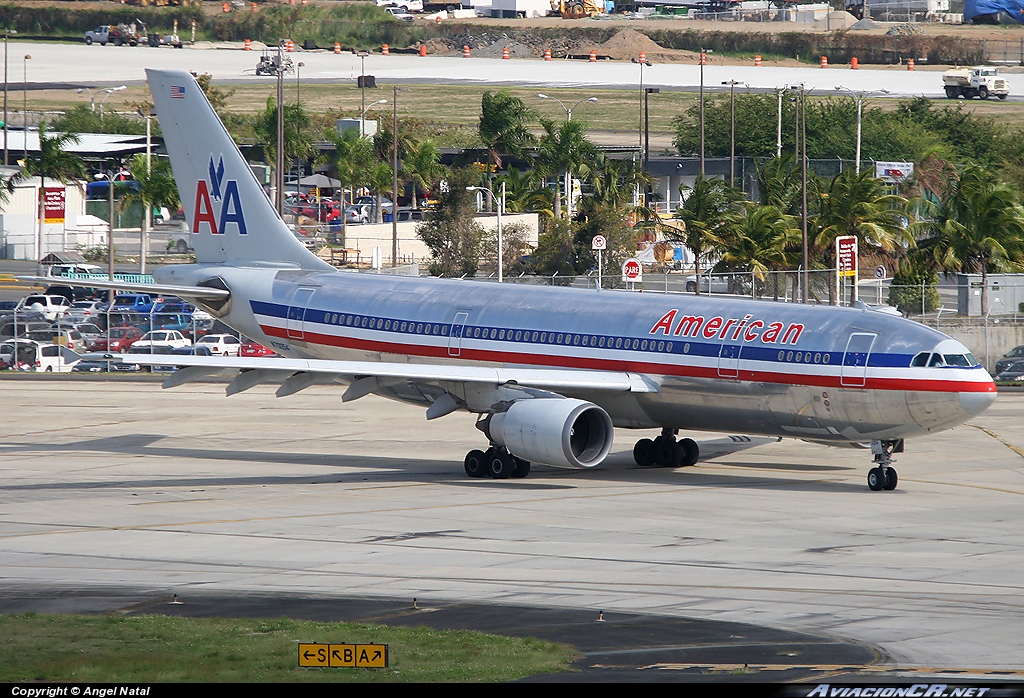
[550, 0, 606, 18]
[84, 22, 144, 47]
[255, 49, 294, 77]
[943, 66, 1010, 100]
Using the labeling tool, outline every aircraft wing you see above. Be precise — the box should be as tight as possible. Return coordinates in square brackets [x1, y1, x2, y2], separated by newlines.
[17, 276, 230, 301]
[123, 354, 660, 396]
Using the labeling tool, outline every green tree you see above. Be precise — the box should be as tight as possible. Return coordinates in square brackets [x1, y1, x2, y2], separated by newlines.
[119, 153, 180, 273]
[324, 128, 376, 243]
[416, 168, 484, 277]
[669, 175, 743, 294]
[51, 104, 147, 136]
[402, 137, 444, 210]
[253, 96, 312, 189]
[482, 220, 533, 278]
[913, 165, 1024, 315]
[720, 203, 801, 299]
[536, 118, 597, 219]
[887, 255, 941, 316]
[478, 91, 535, 203]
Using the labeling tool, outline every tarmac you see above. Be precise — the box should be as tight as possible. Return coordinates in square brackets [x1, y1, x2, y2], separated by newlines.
[1, 378, 1022, 681]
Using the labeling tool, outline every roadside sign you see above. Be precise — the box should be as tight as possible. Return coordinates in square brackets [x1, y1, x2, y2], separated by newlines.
[875, 161, 914, 182]
[591, 235, 606, 251]
[836, 236, 857, 278]
[875, 265, 886, 280]
[299, 643, 389, 668]
[621, 257, 642, 283]
[43, 187, 66, 224]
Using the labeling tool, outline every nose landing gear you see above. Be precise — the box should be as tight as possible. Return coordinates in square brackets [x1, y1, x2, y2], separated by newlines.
[633, 429, 700, 468]
[867, 439, 903, 491]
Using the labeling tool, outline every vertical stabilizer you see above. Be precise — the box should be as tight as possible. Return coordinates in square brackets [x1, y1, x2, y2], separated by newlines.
[146, 69, 331, 270]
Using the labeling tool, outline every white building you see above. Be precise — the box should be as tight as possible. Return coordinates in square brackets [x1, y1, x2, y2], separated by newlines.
[0, 176, 90, 260]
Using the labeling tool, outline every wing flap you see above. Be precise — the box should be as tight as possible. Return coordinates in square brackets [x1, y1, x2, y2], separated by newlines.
[17, 276, 230, 300]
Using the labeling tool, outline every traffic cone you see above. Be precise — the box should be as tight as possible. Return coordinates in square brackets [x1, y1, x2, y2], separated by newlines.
[244, 38, 251, 51]
[222, 2, 230, 12]
[463, 45, 471, 58]
[700, 51, 707, 66]
[502, 47, 510, 60]
[639, 51, 646, 63]
[820, 55, 828, 68]
[754, 54, 761, 66]
[907, 58, 915, 70]
[251, 2, 257, 10]
[382, 43, 389, 55]
[851, 57, 859, 69]
[334, 42, 341, 54]
[286, 40, 294, 53]
[589, 50, 596, 62]
[544, 48, 552, 61]
[419, 44, 427, 57]
[436, 14, 442, 23]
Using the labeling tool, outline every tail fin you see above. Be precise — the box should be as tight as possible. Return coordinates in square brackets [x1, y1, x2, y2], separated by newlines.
[147, 69, 330, 271]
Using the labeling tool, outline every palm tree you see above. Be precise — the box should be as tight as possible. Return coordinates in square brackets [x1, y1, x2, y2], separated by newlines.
[478, 91, 535, 207]
[402, 138, 444, 210]
[325, 129, 375, 242]
[669, 175, 743, 294]
[536, 117, 597, 219]
[812, 168, 912, 260]
[119, 153, 180, 273]
[755, 153, 802, 215]
[720, 203, 801, 299]
[8, 123, 87, 270]
[914, 165, 1024, 314]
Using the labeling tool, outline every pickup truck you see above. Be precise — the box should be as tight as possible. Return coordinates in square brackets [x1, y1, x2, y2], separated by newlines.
[84, 24, 141, 47]
[376, 0, 423, 11]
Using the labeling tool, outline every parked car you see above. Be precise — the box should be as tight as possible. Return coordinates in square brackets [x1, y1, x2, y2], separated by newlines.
[23, 328, 87, 354]
[240, 340, 278, 357]
[59, 322, 105, 349]
[996, 360, 1024, 382]
[132, 330, 191, 352]
[383, 6, 415, 22]
[90, 326, 144, 353]
[43, 263, 105, 278]
[137, 313, 193, 334]
[15, 295, 71, 321]
[64, 300, 106, 323]
[344, 204, 371, 225]
[994, 345, 1024, 375]
[0, 339, 79, 372]
[684, 274, 751, 295]
[195, 333, 242, 356]
[123, 344, 175, 372]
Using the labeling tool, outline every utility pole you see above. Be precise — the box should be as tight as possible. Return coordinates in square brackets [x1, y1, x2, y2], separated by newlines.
[392, 85, 398, 268]
[275, 44, 285, 215]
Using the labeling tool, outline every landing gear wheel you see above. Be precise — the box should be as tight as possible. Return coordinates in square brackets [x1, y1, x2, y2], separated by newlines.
[883, 467, 898, 491]
[633, 438, 656, 467]
[679, 438, 700, 467]
[867, 467, 885, 491]
[655, 439, 683, 468]
[488, 450, 515, 479]
[464, 449, 487, 478]
[511, 457, 531, 479]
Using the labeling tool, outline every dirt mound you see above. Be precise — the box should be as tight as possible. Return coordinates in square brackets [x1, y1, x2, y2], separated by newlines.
[568, 29, 701, 63]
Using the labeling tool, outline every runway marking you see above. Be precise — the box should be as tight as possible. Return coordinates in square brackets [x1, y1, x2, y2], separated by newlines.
[969, 423, 1024, 460]
[631, 663, 1024, 677]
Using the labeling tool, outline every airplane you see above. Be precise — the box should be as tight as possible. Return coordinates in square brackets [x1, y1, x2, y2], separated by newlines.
[32, 69, 997, 490]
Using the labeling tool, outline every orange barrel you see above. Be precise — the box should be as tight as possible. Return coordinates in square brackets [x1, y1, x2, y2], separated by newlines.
[820, 55, 828, 68]
[222, 3, 230, 12]
[851, 56, 859, 69]
[419, 44, 427, 57]
[544, 48, 552, 61]
[244, 38, 252, 51]
[286, 40, 295, 53]
[436, 15, 442, 23]
[907, 58, 915, 70]
[700, 51, 706, 66]
[639, 51, 646, 63]
[289, 0, 295, 4]
[382, 43, 390, 55]
[334, 42, 341, 54]
[589, 50, 596, 62]
[251, 2, 257, 10]
[463, 45, 471, 58]
[502, 47, 510, 60]
[754, 54, 761, 66]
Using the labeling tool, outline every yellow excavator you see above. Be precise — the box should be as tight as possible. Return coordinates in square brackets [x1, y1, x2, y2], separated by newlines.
[551, 0, 606, 18]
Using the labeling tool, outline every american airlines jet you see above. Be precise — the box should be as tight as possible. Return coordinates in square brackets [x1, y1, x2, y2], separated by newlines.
[40, 69, 997, 489]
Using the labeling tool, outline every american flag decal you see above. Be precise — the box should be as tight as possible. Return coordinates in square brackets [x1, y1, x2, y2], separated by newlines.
[170, 85, 186, 99]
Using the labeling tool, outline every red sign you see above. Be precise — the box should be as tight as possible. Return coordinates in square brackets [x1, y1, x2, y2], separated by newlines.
[43, 187, 66, 224]
[836, 236, 857, 278]
[621, 257, 643, 283]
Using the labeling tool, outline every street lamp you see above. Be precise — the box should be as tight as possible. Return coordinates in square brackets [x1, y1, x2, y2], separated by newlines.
[295, 62, 304, 193]
[835, 86, 889, 174]
[699, 48, 712, 176]
[774, 85, 785, 159]
[631, 55, 652, 155]
[97, 85, 127, 117]
[357, 51, 369, 124]
[359, 98, 386, 138]
[643, 87, 659, 208]
[536, 93, 597, 122]
[3, 29, 15, 167]
[789, 83, 808, 303]
[467, 184, 504, 283]
[391, 86, 409, 268]
[721, 80, 746, 188]
[22, 53, 29, 162]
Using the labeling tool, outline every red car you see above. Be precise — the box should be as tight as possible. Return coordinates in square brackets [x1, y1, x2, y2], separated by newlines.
[90, 326, 143, 353]
[240, 341, 278, 358]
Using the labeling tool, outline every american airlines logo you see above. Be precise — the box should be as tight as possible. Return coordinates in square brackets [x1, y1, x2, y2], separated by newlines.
[192, 155, 248, 236]
[649, 309, 805, 345]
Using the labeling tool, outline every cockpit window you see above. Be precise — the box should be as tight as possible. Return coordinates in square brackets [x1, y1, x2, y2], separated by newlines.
[928, 353, 945, 367]
[911, 352, 929, 367]
[943, 354, 972, 367]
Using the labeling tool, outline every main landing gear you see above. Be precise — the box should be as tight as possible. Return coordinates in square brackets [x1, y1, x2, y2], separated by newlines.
[464, 446, 531, 480]
[633, 428, 700, 468]
[867, 439, 903, 491]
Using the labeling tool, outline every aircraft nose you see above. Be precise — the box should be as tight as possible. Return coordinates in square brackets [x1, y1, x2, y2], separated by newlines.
[960, 389, 997, 418]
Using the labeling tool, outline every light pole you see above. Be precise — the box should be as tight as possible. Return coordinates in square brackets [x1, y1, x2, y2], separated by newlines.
[22, 53, 29, 162]
[835, 86, 889, 174]
[275, 44, 285, 214]
[359, 98, 386, 138]
[97, 85, 127, 118]
[468, 184, 504, 283]
[357, 51, 369, 126]
[632, 55, 652, 154]
[138, 107, 153, 274]
[789, 83, 809, 303]
[295, 62, 304, 191]
[699, 48, 712, 176]
[644, 87, 659, 208]
[3, 29, 15, 167]
[775, 86, 784, 159]
[721, 80, 746, 187]
[537, 93, 597, 218]
[391, 86, 409, 268]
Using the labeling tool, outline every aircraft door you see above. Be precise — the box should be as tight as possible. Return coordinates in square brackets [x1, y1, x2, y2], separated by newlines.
[448, 311, 469, 357]
[287, 286, 316, 341]
[718, 341, 741, 378]
[840, 332, 876, 387]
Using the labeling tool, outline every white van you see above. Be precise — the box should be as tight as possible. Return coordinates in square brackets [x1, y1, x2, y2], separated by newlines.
[0, 339, 80, 372]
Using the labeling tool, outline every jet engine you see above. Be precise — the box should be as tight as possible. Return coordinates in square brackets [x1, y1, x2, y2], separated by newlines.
[485, 398, 613, 469]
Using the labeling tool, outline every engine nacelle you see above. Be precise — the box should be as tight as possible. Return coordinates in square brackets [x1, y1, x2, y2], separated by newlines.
[486, 398, 613, 469]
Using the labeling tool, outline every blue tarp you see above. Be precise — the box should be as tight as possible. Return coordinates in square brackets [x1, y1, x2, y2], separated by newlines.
[965, 0, 1024, 22]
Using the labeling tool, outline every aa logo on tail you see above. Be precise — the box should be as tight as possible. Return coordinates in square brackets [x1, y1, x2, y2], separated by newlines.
[193, 155, 248, 236]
